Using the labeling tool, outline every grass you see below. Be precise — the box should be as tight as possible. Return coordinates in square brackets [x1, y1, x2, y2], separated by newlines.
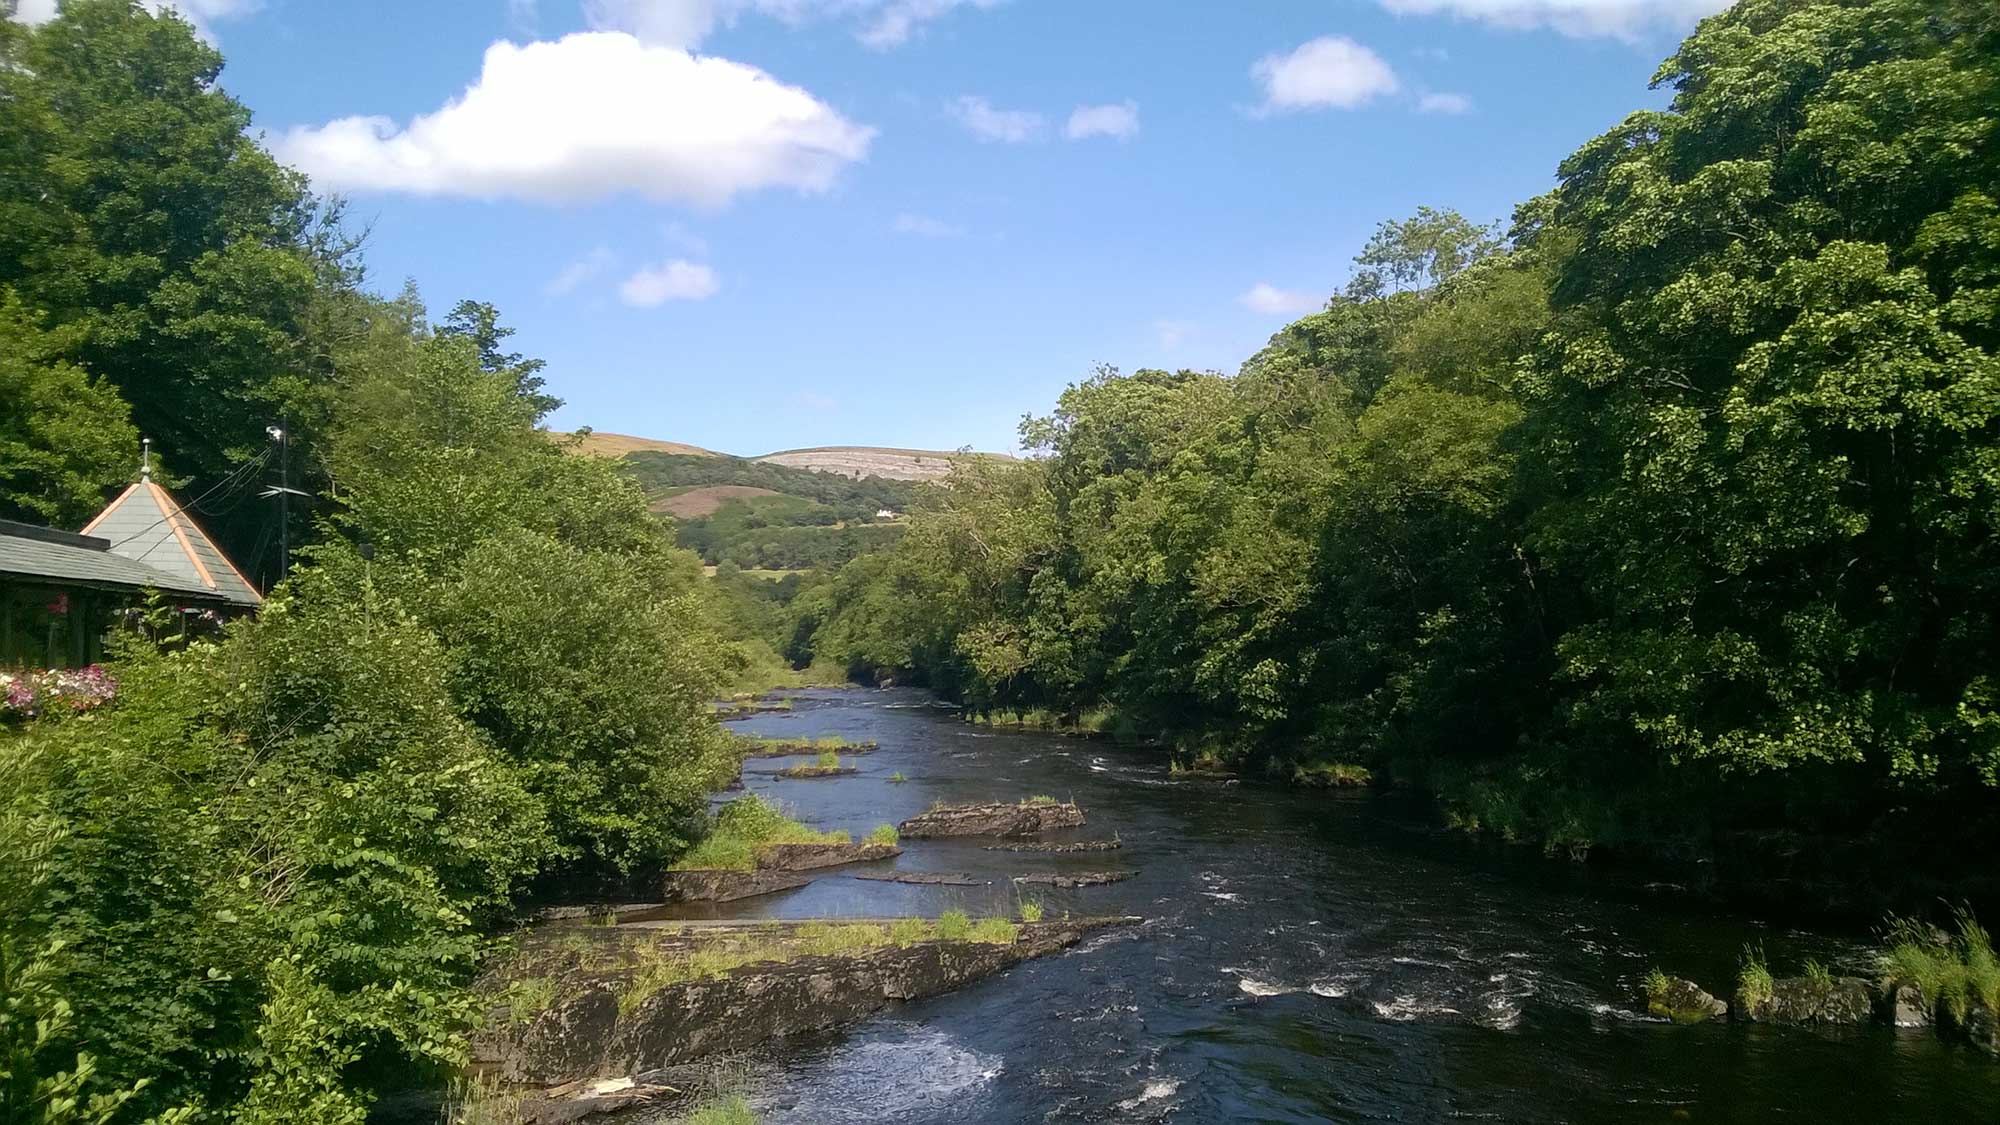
[889, 771, 907, 783]
[507, 975, 558, 1022]
[888, 917, 930, 946]
[1642, 966, 1670, 1003]
[1025, 795, 1059, 806]
[1880, 909, 2000, 1024]
[936, 910, 971, 940]
[968, 918, 1020, 944]
[684, 1095, 759, 1125]
[1803, 957, 1833, 986]
[864, 823, 898, 847]
[816, 749, 840, 769]
[1019, 900, 1044, 923]
[671, 795, 846, 872]
[1737, 944, 1774, 1012]
[445, 1074, 527, 1125]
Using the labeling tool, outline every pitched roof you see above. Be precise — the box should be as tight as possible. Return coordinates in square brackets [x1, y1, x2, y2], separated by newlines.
[0, 520, 198, 595]
[79, 481, 262, 607]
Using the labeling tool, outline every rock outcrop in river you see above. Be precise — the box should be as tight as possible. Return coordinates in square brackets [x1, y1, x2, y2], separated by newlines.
[661, 841, 900, 901]
[899, 799, 1086, 838]
[477, 915, 1141, 1097]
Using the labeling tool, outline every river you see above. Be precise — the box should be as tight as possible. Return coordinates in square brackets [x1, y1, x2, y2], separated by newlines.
[647, 687, 2000, 1123]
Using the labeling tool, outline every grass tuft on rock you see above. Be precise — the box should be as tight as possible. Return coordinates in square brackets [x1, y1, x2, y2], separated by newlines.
[684, 1094, 759, 1125]
[1880, 909, 2000, 1024]
[1736, 944, 1773, 1012]
[865, 823, 898, 847]
[672, 795, 847, 872]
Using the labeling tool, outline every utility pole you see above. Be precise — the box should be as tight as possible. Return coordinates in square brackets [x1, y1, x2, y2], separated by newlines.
[263, 419, 306, 586]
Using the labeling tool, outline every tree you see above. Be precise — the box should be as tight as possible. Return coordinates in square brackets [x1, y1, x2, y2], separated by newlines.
[438, 299, 561, 418]
[0, 294, 137, 526]
[0, 1, 324, 558]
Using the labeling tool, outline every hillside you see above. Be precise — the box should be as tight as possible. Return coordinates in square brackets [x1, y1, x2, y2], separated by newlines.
[754, 446, 1005, 481]
[648, 485, 786, 518]
[554, 430, 1011, 482]
[551, 430, 722, 458]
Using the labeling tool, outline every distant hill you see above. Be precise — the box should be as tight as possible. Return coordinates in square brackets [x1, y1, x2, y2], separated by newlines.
[754, 446, 1008, 482]
[551, 431, 723, 458]
[552, 430, 1011, 482]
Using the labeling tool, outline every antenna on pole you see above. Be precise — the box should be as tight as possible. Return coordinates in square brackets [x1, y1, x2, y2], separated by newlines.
[265, 421, 289, 580]
[140, 436, 152, 482]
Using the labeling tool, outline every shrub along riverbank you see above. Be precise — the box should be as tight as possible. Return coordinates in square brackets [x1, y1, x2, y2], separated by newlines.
[777, 0, 2000, 919]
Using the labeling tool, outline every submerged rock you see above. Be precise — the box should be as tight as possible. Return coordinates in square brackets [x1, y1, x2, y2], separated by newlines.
[1743, 976, 1874, 1025]
[853, 871, 984, 886]
[480, 917, 1141, 1087]
[1648, 976, 1728, 1023]
[899, 800, 1086, 839]
[1012, 870, 1135, 888]
[984, 839, 1123, 853]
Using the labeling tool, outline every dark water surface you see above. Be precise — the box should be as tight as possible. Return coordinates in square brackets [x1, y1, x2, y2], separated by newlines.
[647, 688, 2000, 1123]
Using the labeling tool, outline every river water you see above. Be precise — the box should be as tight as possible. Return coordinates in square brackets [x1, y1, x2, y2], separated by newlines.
[647, 688, 2000, 1123]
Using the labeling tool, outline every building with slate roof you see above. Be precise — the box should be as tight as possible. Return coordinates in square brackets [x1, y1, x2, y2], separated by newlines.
[1, 458, 261, 668]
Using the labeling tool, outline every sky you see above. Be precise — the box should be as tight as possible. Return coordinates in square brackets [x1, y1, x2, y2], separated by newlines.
[22, 0, 1731, 456]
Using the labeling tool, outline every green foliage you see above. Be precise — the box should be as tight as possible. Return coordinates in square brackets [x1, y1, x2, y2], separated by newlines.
[1642, 967, 1670, 1003]
[0, 295, 137, 526]
[864, 824, 899, 847]
[1019, 900, 1044, 923]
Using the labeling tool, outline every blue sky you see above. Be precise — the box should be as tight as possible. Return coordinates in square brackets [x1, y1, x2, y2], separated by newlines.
[80, 0, 1727, 455]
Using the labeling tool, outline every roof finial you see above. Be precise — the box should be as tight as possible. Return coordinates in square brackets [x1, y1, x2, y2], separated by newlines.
[140, 437, 152, 482]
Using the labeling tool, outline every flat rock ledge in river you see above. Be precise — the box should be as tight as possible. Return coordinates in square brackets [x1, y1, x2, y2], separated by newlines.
[853, 871, 984, 886]
[898, 799, 1086, 839]
[477, 916, 1141, 1102]
[660, 842, 901, 901]
[1012, 870, 1135, 888]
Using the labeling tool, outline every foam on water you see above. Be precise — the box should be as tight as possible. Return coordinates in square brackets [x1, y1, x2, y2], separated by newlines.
[1115, 1077, 1183, 1111]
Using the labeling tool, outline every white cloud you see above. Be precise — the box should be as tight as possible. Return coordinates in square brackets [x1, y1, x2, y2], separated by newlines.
[544, 247, 616, 296]
[582, 0, 1002, 51]
[620, 259, 719, 305]
[1417, 91, 1474, 114]
[948, 95, 1043, 143]
[1240, 283, 1322, 316]
[1154, 319, 1195, 349]
[893, 213, 963, 237]
[1064, 101, 1140, 141]
[1252, 36, 1399, 113]
[271, 32, 873, 207]
[1378, 0, 1730, 40]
